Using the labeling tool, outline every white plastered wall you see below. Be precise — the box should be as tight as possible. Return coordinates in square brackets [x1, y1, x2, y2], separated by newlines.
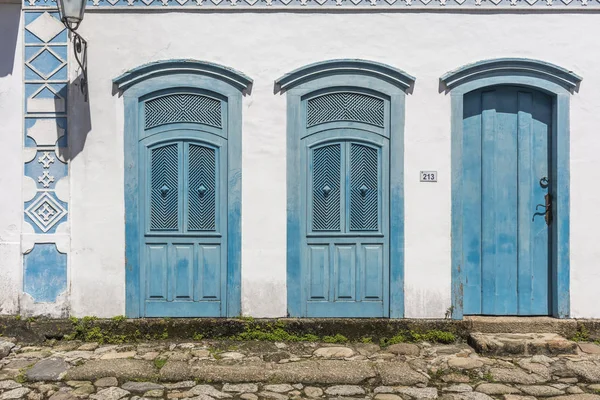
[59, 11, 600, 318]
[0, 5, 23, 315]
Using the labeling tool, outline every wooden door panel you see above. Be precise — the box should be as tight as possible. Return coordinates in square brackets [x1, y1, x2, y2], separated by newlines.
[308, 245, 329, 301]
[187, 144, 217, 232]
[141, 135, 227, 317]
[311, 144, 342, 232]
[198, 244, 222, 301]
[517, 91, 551, 315]
[363, 244, 384, 301]
[463, 86, 551, 316]
[172, 244, 194, 300]
[334, 245, 356, 301]
[481, 89, 519, 315]
[303, 130, 388, 317]
[149, 144, 180, 232]
[462, 93, 484, 315]
[146, 244, 168, 300]
[349, 144, 379, 232]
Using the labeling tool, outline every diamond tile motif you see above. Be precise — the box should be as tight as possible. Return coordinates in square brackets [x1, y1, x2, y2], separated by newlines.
[26, 48, 66, 80]
[26, 12, 65, 43]
[25, 192, 67, 233]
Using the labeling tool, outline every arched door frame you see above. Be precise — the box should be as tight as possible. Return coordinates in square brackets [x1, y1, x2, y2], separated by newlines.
[275, 59, 415, 318]
[440, 58, 582, 319]
[113, 60, 252, 318]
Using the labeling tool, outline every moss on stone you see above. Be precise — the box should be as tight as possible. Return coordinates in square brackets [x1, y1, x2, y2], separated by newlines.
[153, 358, 167, 369]
[380, 329, 456, 347]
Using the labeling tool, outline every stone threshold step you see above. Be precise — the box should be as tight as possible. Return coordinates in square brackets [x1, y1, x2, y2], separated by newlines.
[468, 332, 578, 356]
[63, 359, 426, 386]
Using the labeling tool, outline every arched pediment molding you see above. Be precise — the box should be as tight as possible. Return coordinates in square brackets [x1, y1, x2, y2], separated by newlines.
[274, 59, 416, 94]
[440, 58, 582, 93]
[113, 59, 253, 94]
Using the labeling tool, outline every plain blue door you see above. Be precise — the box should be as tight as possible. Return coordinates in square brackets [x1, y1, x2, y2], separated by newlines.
[139, 133, 228, 317]
[302, 129, 390, 317]
[462, 86, 552, 316]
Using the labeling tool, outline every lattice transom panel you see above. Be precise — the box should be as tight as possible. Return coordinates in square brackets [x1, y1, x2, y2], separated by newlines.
[145, 94, 222, 129]
[307, 93, 384, 128]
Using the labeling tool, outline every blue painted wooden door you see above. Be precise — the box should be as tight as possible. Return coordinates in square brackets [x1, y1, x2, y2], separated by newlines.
[462, 86, 552, 315]
[302, 130, 390, 317]
[139, 133, 227, 317]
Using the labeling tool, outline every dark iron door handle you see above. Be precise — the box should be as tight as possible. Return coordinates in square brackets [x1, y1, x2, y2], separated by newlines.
[533, 193, 552, 225]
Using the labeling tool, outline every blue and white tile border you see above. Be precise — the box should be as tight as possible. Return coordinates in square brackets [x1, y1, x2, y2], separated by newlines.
[22, 0, 600, 9]
[21, 9, 70, 315]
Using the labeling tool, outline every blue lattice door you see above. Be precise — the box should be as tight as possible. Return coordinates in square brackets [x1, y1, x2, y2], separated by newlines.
[303, 134, 389, 317]
[298, 90, 391, 317]
[138, 93, 228, 317]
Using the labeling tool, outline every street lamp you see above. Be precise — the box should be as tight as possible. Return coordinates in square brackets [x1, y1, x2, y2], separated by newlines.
[57, 0, 86, 31]
[57, 0, 88, 101]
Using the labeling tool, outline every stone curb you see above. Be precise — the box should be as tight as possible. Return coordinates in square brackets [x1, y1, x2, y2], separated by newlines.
[1, 316, 595, 344]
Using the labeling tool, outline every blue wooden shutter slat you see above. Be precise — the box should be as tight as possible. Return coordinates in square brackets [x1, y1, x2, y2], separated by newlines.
[349, 143, 379, 232]
[312, 144, 342, 231]
[150, 143, 179, 231]
[188, 144, 217, 232]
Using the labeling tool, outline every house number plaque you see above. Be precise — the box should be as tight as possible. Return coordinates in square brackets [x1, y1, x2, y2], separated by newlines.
[420, 171, 437, 182]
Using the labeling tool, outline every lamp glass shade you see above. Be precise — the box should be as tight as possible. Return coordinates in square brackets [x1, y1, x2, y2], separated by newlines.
[57, 0, 86, 30]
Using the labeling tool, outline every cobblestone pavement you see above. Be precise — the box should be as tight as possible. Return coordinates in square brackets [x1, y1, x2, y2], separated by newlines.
[2, 337, 600, 400]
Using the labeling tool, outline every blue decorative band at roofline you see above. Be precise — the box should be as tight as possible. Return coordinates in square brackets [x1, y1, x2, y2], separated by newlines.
[275, 59, 416, 94]
[24, 0, 600, 7]
[113, 60, 253, 94]
[440, 58, 583, 91]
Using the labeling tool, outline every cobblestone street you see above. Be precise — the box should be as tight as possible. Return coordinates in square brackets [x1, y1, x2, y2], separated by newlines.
[2, 335, 600, 400]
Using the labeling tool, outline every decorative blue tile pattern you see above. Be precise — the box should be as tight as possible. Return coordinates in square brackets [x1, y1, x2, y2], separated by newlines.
[24, 150, 68, 190]
[24, 192, 68, 234]
[23, 0, 600, 8]
[23, 244, 67, 302]
[23, 10, 69, 233]
[22, 9, 70, 305]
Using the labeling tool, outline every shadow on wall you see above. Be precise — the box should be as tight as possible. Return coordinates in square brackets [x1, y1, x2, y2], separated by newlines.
[0, 5, 20, 77]
[61, 70, 92, 162]
[24, 31, 91, 162]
